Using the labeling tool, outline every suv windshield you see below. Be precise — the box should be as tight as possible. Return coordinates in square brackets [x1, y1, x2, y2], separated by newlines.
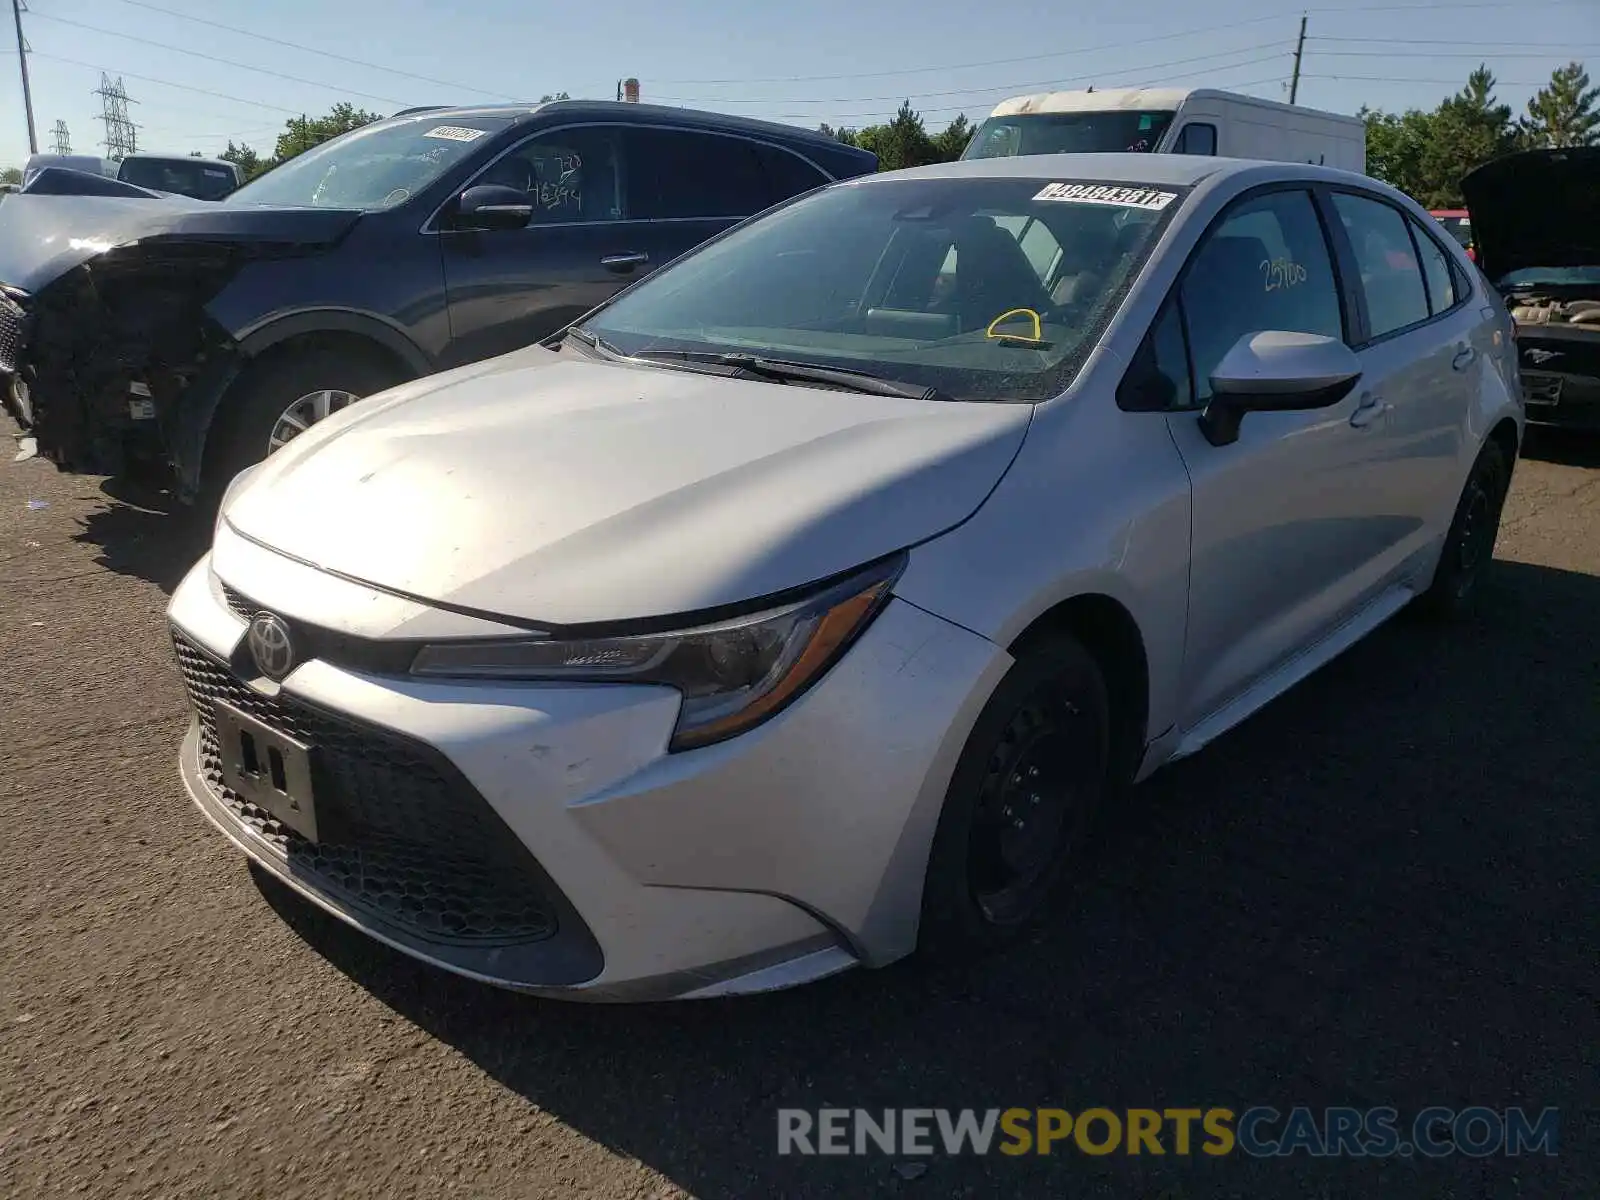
[963, 111, 1177, 159]
[224, 115, 511, 211]
[118, 157, 237, 200]
[579, 175, 1185, 402]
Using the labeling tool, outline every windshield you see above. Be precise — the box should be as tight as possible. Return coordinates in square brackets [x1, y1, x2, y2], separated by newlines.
[579, 175, 1185, 403]
[1499, 266, 1600, 288]
[224, 115, 511, 210]
[963, 111, 1177, 159]
[118, 157, 238, 200]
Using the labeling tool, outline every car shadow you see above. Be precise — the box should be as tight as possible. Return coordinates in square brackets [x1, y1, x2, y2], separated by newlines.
[1521, 426, 1600, 469]
[72, 476, 213, 594]
[252, 556, 1599, 1198]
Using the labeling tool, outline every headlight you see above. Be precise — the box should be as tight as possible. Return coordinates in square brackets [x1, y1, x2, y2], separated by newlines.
[410, 553, 905, 750]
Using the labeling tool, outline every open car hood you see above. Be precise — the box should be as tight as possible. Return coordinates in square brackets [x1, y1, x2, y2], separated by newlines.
[222, 350, 1032, 626]
[1461, 147, 1600, 283]
[0, 189, 362, 294]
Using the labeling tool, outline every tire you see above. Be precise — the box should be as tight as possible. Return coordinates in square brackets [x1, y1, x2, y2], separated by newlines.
[204, 344, 405, 499]
[918, 633, 1110, 962]
[1413, 439, 1510, 621]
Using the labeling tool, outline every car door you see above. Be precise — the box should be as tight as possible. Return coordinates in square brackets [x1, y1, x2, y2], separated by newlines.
[1151, 186, 1402, 731]
[1325, 190, 1473, 543]
[438, 124, 651, 366]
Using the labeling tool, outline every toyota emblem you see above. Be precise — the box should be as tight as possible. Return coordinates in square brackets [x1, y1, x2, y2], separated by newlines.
[247, 611, 296, 680]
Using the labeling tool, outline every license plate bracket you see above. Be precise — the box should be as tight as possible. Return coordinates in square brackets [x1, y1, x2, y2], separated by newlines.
[213, 701, 321, 843]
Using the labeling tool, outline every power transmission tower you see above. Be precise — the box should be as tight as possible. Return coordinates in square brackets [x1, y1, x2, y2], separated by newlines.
[10, 0, 36, 154]
[94, 72, 139, 158]
[50, 119, 71, 155]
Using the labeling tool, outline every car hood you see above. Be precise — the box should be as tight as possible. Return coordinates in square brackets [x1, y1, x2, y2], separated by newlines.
[1461, 147, 1600, 282]
[222, 350, 1033, 626]
[0, 188, 361, 294]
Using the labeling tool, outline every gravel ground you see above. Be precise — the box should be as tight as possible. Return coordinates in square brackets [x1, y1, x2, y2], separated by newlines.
[1, 417, 1596, 1199]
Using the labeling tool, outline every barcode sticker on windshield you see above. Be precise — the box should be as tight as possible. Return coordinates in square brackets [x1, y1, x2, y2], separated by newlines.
[424, 125, 487, 142]
[1034, 183, 1177, 210]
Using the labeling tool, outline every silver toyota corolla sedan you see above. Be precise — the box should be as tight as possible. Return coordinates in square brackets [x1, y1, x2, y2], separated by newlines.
[168, 153, 1523, 1001]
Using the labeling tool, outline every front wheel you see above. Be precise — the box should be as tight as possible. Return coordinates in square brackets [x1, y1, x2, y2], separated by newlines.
[205, 345, 404, 497]
[1413, 439, 1510, 620]
[918, 634, 1110, 962]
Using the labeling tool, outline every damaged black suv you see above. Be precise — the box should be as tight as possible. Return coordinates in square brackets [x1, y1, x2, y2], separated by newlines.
[1462, 146, 1600, 432]
[0, 100, 876, 500]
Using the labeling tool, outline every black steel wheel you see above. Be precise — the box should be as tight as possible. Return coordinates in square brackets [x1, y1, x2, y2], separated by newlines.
[1414, 439, 1510, 620]
[919, 633, 1110, 959]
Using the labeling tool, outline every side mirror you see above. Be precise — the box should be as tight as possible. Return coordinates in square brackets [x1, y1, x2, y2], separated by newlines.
[450, 184, 534, 231]
[1199, 331, 1362, 447]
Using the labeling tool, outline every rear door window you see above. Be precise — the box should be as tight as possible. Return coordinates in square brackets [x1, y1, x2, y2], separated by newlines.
[1331, 192, 1430, 339]
[1409, 216, 1460, 316]
[626, 128, 772, 220]
[756, 144, 831, 203]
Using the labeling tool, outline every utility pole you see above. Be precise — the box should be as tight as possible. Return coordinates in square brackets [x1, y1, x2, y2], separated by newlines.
[11, 0, 37, 155]
[1289, 14, 1308, 105]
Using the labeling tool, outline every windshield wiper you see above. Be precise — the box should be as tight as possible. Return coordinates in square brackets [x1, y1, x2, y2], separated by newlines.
[626, 350, 955, 401]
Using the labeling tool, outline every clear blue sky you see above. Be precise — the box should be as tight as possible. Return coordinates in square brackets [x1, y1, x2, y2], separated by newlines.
[3, 0, 1598, 168]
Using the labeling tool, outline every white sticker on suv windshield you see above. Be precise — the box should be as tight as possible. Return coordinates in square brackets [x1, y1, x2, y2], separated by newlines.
[423, 125, 487, 142]
[1033, 182, 1177, 210]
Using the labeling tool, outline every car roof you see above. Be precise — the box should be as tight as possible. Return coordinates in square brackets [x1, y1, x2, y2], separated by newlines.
[121, 152, 235, 169]
[381, 100, 875, 156]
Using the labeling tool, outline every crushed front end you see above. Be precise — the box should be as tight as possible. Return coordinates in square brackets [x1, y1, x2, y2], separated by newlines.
[4, 244, 243, 480]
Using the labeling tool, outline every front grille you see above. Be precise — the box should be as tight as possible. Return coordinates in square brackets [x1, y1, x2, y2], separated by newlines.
[1523, 372, 1564, 405]
[0, 293, 23, 375]
[220, 584, 254, 621]
[173, 632, 560, 947]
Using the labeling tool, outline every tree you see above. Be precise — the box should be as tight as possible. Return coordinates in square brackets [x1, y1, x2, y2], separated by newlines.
[0, 166, 21, 185]
[1521, 61, 1600, 147]
[930, 113, 974, 161]
[220, 140, 263, 179]
[1417, 65, 1518, 206]
[1360, 105, 1435, 201]
[540, 92, 571, 102]
[836, 103, 974, 170]
[271, 103, 383, 165]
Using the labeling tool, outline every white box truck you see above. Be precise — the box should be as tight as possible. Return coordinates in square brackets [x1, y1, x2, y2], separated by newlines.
[962, 87, 1366, 172]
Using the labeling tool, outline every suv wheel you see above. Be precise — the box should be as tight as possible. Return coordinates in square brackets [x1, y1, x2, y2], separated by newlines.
[206, 345, 404, 496]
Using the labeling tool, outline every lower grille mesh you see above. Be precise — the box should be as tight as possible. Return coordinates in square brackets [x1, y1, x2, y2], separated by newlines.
[173, 632, 558, 946]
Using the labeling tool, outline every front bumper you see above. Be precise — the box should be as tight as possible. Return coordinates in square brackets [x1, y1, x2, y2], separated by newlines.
[167, 542, 1009, 1001]
[1521, 370, 1600, 431]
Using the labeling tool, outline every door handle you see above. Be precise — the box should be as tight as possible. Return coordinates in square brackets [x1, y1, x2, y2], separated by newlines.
[1452, 344, 1478, 371]
[1349, 391, 1387, 428]
[601, 251, 649, 272]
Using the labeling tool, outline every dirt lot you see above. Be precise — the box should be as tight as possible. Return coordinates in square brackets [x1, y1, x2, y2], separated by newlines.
[0, 417, 1596, 1199]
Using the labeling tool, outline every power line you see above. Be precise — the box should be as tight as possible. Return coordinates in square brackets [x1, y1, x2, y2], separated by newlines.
[653, 43, 1292, 106]
[31, 12, 413, 108]
[1313, 48, 1600, 58]
[651, 16, 1296, 84]
[777, 59, 1292, 125]
[106, 0, 517, 100]
[32, 50, 307, 115]
[1311, 35, 1600, 48]
[1301, 73, 1553, 85]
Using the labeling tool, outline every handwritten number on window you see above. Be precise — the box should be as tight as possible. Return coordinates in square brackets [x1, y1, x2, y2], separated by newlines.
[1261, 257, 1308, 292]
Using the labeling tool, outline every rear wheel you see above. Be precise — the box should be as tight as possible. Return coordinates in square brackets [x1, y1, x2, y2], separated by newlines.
[204, 344, 404, 497]
[918, 634, 1110, 961]
[1413, 439, 1510, 620]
